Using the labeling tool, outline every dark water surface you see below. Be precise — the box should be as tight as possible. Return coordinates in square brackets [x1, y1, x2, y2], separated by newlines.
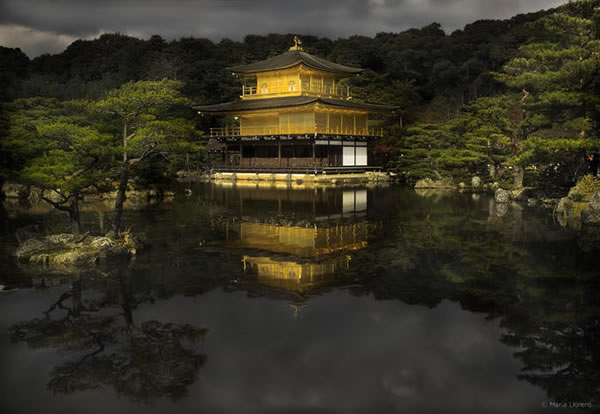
[1, 183, 599, 414]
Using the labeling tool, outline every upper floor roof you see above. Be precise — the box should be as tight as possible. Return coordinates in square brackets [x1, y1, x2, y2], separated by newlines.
[229, 49, 363, 75]
[195, 95, 395, 113]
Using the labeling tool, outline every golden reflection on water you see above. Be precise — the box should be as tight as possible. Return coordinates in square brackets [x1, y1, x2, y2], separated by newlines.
[228, 222, 369, 257]
[219, 186, 373, 292]
[242, 255, 352, 291]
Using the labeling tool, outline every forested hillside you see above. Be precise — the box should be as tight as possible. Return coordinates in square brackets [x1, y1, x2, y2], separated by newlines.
[0, 9, 548, 110]
[1, 0, 599, 193]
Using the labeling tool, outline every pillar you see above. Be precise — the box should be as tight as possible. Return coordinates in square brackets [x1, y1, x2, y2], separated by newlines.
[278, 138, 281, 167]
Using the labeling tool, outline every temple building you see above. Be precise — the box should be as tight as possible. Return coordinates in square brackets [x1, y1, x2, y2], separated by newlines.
[196, 37, 394, 173]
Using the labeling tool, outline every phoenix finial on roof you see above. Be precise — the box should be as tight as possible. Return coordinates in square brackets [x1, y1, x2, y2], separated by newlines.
[289, 36, 303, 51]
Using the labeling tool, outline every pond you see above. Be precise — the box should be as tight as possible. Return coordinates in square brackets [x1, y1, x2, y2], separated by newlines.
[0, 183, 599, 413]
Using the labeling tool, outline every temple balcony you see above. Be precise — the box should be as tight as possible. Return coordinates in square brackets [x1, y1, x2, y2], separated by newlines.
[209, 124, 383, 138]
[241, 84, 350, 100]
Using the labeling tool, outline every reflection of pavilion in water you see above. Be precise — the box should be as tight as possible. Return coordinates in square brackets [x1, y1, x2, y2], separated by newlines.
[215, 185, 372, 292]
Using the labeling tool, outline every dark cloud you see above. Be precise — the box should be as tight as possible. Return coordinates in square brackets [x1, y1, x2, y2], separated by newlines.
[0, 0, 567, 57]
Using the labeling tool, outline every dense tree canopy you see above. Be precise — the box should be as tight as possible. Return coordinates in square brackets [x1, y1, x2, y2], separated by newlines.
[393, 1, 600, 188]
[1, 82, 203, 235]
[1, 0, 599, 196]
[2, 98, 114, 233]
[95, 79, 201, 234]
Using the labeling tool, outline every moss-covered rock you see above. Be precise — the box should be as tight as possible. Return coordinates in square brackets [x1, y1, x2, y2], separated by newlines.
[555, 177, 600, 227]
[414, 178, 456, 190]
[582, 209, 600, 225]
[14, 232, 145, 269]
[556, 197, 568, 214]
[590, 192, 600, 211]
[567, 175, 600, 202]
[494, 189, 509, 203]
[2, 183, 29, 199]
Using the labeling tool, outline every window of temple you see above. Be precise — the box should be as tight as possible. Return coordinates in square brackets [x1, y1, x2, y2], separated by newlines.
[282, 145, 295, 158]
[356, 146, 368, 165]
[324, 78, 332, 94]
[242, 146, 255, 158]
[300, 76, 310, 92]
[288, 80, 297, 92]
[260, 83, 269, 94]
[315, 145, 328, 159]
[296, 145, 312, 158]
[255, 145, 278, 158]
[313, 78, 322, 93]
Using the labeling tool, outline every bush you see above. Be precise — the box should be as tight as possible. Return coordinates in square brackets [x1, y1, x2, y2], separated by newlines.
[567, 175, 600, 202]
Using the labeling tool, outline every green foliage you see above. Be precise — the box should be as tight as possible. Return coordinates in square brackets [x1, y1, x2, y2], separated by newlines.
[494, 11, 600, 187]
[2, 81, 204, 234]
[0, 47, 29, 101]
[393, 5, 600, 187]
[0, 2, 559, 109]
[2, 82, 204, 197]
[393, 122, 490, 181]
[451, 95, 516, 162]
[393, 94, 523, 181]
[349, 72, 421, 123]
[518, 136, 596, 165]
[96, 79, 190, 118]
[1, 97, 116, 233]
[95, 79, 204, 185]
[24, 122, 113, 191]
[495, 13, 600, 129]
[3, 98, 114, 195]
[1, 1, 599, 191]
[567, 174, 600, 201]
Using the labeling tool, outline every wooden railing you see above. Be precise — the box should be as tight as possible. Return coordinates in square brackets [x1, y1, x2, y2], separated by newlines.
[242, 84, 350, 98]
[210, 125, 383, 137]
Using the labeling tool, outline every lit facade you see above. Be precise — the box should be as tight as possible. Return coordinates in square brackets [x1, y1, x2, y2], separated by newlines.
[196, 38, 394, 172]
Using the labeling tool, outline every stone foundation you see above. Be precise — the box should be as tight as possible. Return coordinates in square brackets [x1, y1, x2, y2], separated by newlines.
[210, 171, 390, 186]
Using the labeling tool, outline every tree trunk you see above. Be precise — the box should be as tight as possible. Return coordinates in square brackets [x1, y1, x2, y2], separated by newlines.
[513, 165, 524, 188]
[69, 192, 81, 235]
[71, 274, 82, 319]
[118, 272, 134, 330]
[111, 160, 130, 235]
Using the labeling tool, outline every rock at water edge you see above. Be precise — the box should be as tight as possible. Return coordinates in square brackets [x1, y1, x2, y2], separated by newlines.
[495, 188, 509, 203]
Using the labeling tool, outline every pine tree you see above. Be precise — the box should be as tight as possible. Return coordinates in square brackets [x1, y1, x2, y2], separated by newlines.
[95, 79, 202, 235]
[3, 98, 113, 234]
[494, 12, 600, 186]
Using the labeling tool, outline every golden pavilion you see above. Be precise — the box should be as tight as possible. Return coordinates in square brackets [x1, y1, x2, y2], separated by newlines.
[195, 37, 394, 173]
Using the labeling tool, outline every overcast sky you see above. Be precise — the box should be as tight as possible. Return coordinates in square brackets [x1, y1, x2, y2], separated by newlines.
[0, 0, 567, 58]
